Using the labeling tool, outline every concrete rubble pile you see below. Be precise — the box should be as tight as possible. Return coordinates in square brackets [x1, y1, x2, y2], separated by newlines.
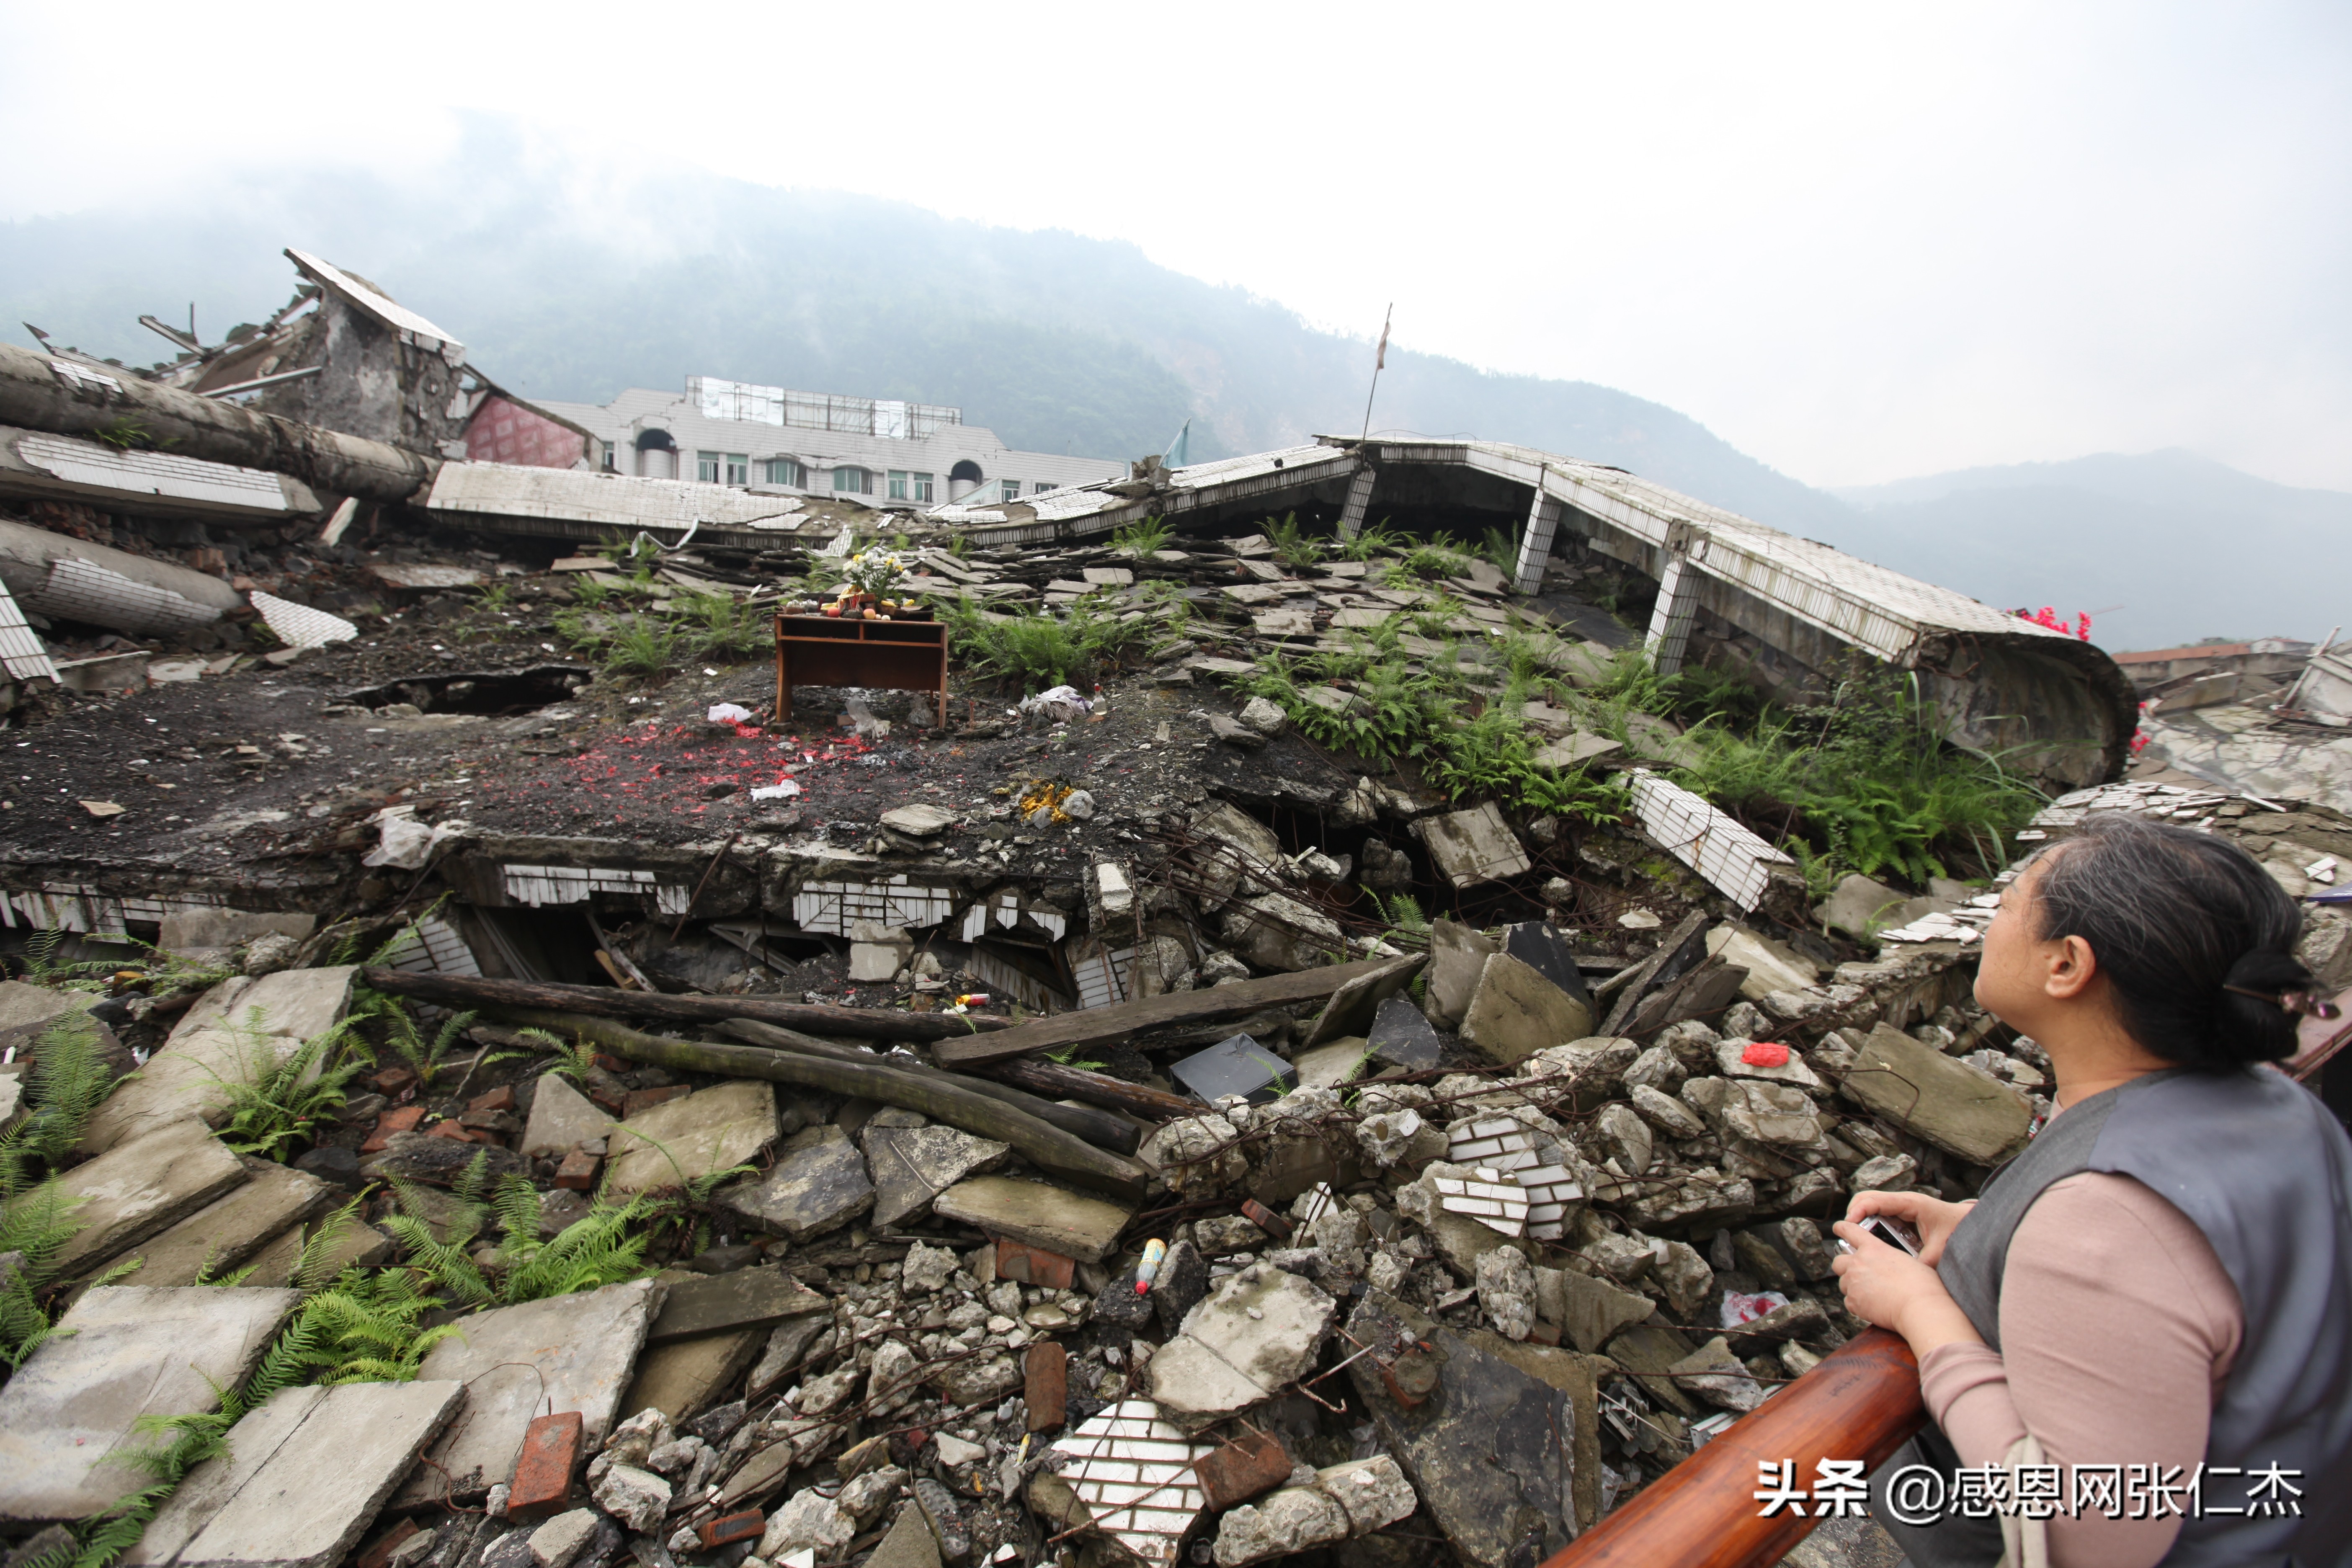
[3, 252, 2350, 1568]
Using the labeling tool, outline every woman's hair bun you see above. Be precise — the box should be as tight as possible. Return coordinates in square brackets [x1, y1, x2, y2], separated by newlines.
[2032, 813, 2311, 1069]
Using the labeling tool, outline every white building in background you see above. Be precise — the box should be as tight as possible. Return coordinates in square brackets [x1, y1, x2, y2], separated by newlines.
[536, 377, 1128, 508]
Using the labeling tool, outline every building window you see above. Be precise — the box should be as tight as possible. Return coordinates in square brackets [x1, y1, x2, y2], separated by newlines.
[725, 453, 750, 486]
[765, 457, 802, 487]
[833, 465, 873, 495]
[1033, 481, 1052, 494]
[1000, 480, 1021, 503]
[696, 450, 721, 484]
[887, 470, 910, 500]
[913, 472, 934, 503]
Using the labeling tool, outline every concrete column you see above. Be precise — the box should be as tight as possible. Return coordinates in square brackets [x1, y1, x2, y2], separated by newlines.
[1336, 465, 1377, 540]
[1645, 550, 1701, 675]
[1514, 489, 1563, 595]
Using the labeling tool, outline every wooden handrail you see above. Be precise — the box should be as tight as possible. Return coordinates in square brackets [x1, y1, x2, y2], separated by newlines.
[1543, 1328, 1927, 1568]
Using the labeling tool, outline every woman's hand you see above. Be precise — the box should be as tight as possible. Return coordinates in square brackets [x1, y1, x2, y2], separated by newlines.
[1842, 1189, 1976, 1265]
[1831, 1220, 1983, 1357]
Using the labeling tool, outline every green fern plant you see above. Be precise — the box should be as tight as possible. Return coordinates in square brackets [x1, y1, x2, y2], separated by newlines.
[1336, 519, 1399, 561]
[532, 1029, 598, 1083]
[204, 1011, 369, 1163]
[383, 1153, 662, 1310]
[1264, 512, 1323, 570]
[1109, 517, 1173, 555]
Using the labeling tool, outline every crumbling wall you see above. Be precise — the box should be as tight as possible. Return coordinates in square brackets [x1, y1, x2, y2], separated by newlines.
[256, 288, 473, 458]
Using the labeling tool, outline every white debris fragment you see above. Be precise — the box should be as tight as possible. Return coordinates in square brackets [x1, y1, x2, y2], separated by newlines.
[361, 804, 469, 870]
[750, 779, 802, 801]
[250, 590, 358, 650]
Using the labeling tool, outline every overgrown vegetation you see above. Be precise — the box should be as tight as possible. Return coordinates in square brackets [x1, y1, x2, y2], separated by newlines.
[1109, 516, 1173, 555]
[1264, 513, 1323, 570]
[206, 1011, 370, 1163]
[384, 1156, 658, 1310]
[1666, 663, 2044, 888]
[938, 598, 1168, 695]
[1, 1015, 127, 1371]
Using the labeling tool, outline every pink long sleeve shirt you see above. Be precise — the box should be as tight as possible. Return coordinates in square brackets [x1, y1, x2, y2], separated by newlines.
[1918, 1171, 2244, 1568]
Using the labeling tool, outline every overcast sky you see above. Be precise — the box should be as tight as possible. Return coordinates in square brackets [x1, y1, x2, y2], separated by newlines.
[4, 1, 2347, 492]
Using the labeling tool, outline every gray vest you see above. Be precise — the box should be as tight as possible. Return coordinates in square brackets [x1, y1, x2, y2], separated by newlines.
[1870, 1067, 2352, 1567]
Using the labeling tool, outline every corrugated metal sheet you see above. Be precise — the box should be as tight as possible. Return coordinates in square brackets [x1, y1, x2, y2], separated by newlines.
[16, 433, 302, 517]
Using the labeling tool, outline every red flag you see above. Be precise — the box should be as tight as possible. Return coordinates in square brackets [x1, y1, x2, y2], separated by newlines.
[1375, 307, 1391, 371]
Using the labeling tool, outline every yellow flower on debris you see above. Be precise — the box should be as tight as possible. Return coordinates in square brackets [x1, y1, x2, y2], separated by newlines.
[1018, 779, 1075, 824]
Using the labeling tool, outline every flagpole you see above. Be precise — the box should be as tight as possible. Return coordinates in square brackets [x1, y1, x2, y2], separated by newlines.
[1360, 303, 1391, 440]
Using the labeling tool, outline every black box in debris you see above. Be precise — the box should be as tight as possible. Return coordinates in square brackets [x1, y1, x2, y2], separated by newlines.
[1171, 1033, 1299, 1105]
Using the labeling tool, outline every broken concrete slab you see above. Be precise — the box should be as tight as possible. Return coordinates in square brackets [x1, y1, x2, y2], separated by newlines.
[1557, 1269, 1655, 1355]
[931, 1176, 1132, 1263]
[1666, 1335, 1768, 1412]
[0, 980, 96, 1034]
[0, 1286, 302, 1523]
[518, 1074, 614, 1160]
[1210, 1456, 1416, 1566]
[396, 1277, 663, 1505]
[125, 1379, 464, 1568]
[1295, 950, 1424, 1048]
[1813, 874, 1906, 939]
[1707, 926, 1821, 1001]
[126, 1158, 334, 1287]
[1413, 802, 1532, 889]
[1531, 732, 1624, 771]
[605, 1080, 777, 1197]
[879, 804, 956, 837]
[1345, 1289, 1576, 1568]
[1503, 922, 1596, 1016]
[848, 923, 913, 983]
[865, 1504, 942, 1568]
[1147, 1264, 1336, 1424]
[84, 967, 358, 1153]
[1839, 1022, 2033, 1165]
[720, 1124, 873, 1240]
[1364, 993, 1443, 1071]
[1218, 890, 1346, 972]
[36, 1116, 250, 1279]
[1459, 952, 1593, 1066]
[157, 909, 317, 958]
[1290, 1038, 1371, 1091]
[620, 1329, 766, 1426]
[648, 1265, 828, 1344]
[1424, 919, 1500, 1029]
[860, 1123, 1010, 1229]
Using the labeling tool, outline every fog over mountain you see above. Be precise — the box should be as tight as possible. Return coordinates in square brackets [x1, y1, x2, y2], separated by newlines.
[3, 135, 2342, 652]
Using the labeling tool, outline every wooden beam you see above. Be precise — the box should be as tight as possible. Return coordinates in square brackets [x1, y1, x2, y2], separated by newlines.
[930, 954, 1425, 1068]
[361, 967, 1013, 1044]
[500, 1008, 1150, 1202]
[1539, 1328, 1925, 1568]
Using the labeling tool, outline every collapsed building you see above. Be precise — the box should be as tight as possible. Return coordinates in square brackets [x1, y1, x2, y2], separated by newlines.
[1, 253, 2349, 1568]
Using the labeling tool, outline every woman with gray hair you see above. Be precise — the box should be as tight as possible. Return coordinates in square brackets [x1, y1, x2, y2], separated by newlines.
[1831, 811, 2352, 1567]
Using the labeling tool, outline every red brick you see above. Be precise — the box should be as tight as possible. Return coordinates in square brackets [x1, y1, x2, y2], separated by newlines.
[427, 1120, 491, 1144]
[620, 1085, 692, 1118]
[1024, 1341, 1067, 1433]
[354, 1518, 418, 1568]
[360, 1105, 426, 1154]
[371, 1068, 419, 1097]
[699, 1511, 764, 1549]
[505, 1410, 583, 1521]
[991, 1238, 1075, 1289]
[1192, 1429, 1292, 1510]
[593, 1053, 629, 1073]
[1239, 1199, 1293, 1240]
[1524, 1318, 1562, 1347]
[468, 1086, 516, 1113]
[554, 1150, 602, 1191]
